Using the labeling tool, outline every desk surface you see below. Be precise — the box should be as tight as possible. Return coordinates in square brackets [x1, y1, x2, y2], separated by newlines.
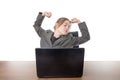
[0, 61, 120, 80]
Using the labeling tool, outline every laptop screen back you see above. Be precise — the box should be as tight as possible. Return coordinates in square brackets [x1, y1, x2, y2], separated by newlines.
[35, 48, 84, 78]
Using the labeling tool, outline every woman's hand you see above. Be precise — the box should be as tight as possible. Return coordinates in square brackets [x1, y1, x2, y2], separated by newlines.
[71, 18, 81, 24]
[42, 11, 52, 18]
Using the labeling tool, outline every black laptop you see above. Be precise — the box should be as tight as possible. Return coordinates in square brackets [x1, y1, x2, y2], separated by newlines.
[35, 48, 85, 78]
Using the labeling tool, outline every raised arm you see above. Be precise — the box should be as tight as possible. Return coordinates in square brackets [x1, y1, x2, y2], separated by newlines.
[78, 22, 90, 43]
[71, 18, 90, 45]
[33, 12, 52, 37]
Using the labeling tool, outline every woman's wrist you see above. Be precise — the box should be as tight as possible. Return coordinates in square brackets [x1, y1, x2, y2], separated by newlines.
[77, 20, 81, 24]
[42, 12, 45, 16]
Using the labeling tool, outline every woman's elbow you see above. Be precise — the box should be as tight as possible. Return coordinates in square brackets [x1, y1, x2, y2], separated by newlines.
[87, 35, 90, 41]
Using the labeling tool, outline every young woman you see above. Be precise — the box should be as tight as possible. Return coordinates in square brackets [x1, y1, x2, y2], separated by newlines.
[33, 11, 90, 48]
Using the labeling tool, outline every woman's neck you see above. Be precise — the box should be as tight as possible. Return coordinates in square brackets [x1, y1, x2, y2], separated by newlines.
[53, 30, 61, 38]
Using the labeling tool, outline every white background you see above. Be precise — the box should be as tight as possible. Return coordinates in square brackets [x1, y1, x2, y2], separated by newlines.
[0, 0, 120, 61]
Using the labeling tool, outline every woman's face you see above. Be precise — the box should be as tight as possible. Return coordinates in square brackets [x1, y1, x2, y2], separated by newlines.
[57, 20, 71, 35]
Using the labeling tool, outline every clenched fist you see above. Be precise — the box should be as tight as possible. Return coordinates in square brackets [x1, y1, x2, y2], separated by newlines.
[42, 11, 52, 18]
[71, 18, 81, 24]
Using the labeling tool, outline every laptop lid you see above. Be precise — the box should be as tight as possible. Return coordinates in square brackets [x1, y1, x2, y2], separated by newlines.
[35, 48, 85, 78]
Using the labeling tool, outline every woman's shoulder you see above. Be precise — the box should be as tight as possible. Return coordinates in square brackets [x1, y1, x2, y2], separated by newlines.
[64, 33, 73, 38]
[46, 29, 53, 33]
[68, 31, 78, 37]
